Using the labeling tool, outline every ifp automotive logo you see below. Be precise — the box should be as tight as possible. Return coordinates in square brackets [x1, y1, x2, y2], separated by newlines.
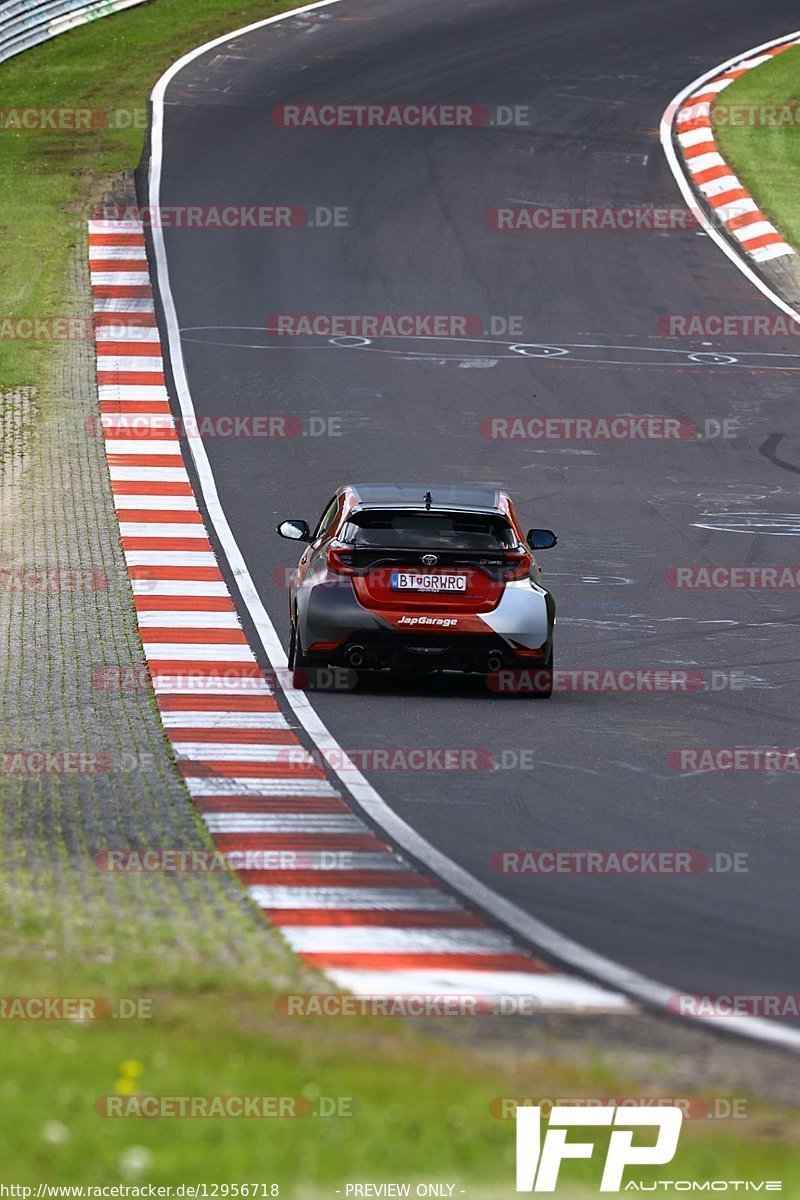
[515, 1104, 682, 1192]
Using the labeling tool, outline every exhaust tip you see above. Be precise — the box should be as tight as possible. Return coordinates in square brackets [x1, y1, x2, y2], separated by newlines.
[487, 651, 504, 673]
[346, 645, 366, 669]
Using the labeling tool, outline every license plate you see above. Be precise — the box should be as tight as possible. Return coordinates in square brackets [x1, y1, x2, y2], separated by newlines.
[390, 571, 468, 593]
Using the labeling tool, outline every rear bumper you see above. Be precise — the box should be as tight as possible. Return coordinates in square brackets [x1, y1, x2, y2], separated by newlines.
[327, 631, 551, 673]
[297, 579, 554, 673]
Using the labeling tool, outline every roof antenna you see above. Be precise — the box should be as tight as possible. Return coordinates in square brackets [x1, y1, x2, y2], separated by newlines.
[423, 490, 432, 510]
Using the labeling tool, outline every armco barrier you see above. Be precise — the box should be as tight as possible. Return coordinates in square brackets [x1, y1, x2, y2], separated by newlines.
[0, 0, 148, 66]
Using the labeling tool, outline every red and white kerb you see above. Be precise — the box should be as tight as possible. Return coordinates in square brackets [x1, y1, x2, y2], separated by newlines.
[675, 39, 798, 264]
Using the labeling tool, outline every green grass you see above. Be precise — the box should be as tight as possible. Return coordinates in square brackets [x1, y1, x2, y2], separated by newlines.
[2, 887, 800, 1193]
[3, 954, 800, 1194]
[0, 0, 305, 392]
[713, 44, 800, 250]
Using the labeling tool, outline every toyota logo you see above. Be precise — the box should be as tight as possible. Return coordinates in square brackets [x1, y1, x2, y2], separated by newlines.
[421, 554, 438, 566]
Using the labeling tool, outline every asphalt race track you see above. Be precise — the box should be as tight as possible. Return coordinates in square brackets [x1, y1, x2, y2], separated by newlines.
[143, 0, 800, 1021]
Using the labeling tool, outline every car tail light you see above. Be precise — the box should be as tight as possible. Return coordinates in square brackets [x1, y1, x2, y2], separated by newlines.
[326, 541, 356, 575]
[515, 645, 546, 658]
[503, 549, 532, 580]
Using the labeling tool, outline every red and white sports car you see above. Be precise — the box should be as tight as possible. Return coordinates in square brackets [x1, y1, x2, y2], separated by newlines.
[277, 484, 557, 694]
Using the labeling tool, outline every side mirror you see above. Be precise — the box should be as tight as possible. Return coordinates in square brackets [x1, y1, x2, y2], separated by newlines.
[527, 528, 557, 550]
[277, 519, 311, 542]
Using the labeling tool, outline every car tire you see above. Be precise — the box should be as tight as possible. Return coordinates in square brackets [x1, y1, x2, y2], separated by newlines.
[502, 652, 553, 698]
[531, 652, 553, 698]
[290, 625, 335, 691]
[290, 623, 313, 689]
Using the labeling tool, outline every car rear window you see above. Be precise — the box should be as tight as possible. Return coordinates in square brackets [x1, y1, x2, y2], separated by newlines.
[344, 510, 517, 550]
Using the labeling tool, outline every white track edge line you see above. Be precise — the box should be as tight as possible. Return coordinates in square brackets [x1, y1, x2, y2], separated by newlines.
[146, 0, 800, 1047]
